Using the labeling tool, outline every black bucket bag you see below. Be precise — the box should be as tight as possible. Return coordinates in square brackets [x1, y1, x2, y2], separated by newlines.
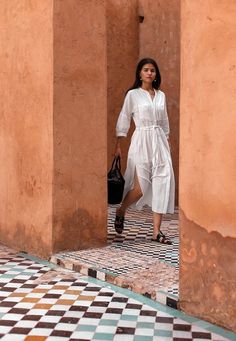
[107, 156, 125, 204]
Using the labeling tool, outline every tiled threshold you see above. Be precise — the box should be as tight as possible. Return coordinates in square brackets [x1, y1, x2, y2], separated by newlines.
[51, 206, 180, 309]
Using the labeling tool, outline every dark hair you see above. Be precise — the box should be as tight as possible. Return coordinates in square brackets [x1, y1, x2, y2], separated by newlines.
[127, 58, 161, 92]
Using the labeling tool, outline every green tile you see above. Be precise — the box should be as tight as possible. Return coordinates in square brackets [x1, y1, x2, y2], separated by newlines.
[134, 336, 153, 341]
[155, 329, 173, 337]
[120, 314, 138, 321]
[0, 274, 16, 278]
[99, 319, 118, 326]
[194, 320, 215, 329]
[137, 322, 155, 329]
[20, 272, 37, 276]
[178, 315, 199, 324]
[207, 324, 229, 333]
[76, 325, 96, 332]
[18, 252, 57, 269]
[93, 333, 113, 340]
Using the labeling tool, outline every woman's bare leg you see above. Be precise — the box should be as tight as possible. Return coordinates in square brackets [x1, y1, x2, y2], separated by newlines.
[153, 212, 163, 239]
[116, 172, 142, 217]
[153, 212, 172, 244]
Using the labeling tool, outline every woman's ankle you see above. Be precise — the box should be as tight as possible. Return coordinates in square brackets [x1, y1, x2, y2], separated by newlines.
[152, 229, 160, 239]
[116, 207, 125, 217]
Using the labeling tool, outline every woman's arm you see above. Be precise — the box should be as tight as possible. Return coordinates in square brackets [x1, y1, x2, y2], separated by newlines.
[114, 136, 124, 157]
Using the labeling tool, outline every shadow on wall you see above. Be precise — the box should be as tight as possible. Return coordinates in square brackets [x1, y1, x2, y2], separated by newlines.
[53, 208, 107, 253]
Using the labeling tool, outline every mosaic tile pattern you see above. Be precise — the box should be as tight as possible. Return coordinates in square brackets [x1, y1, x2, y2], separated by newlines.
[0, 245, 235, 341]
[53, 245, 178, 277]
[53, 254, 179, 309]
[107, 206, 179, 250]
[52, 205, 180, 306]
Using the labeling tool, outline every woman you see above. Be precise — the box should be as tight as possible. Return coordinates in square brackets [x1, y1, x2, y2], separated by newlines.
[114, 58, 175, 245]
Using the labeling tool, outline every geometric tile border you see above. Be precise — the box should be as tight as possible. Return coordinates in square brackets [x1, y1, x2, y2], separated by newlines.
[51, 254, 180, 310]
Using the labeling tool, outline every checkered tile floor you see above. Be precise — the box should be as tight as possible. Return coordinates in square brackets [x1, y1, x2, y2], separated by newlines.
[52, 206, 179, 300]
[108, 206, 179, 267]
[0, 245, 235, 340]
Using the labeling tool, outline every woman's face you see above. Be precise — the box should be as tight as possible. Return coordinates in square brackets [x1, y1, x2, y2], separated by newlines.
[140, 63, 156, 84]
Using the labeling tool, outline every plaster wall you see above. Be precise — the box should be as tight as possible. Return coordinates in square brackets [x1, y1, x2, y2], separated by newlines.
[180, 0, 236, 331]
[0, 1, 53, 257]
[107, 0, 139, 172]
[53, 0, 107, 252]
[139, 0, 180, 203]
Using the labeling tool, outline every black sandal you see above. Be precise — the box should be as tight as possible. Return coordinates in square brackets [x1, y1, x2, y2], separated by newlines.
[152, 231, 172, 245]
[114, 215, 124, 234]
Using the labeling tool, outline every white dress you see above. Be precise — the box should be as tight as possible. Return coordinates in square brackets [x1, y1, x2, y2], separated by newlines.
[116, 88, 175, 214]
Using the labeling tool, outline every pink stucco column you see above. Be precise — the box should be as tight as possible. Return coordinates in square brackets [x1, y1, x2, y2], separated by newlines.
[0, 0, 54, 256]
[52, 0, 107, 252]
[107, 0, 139, 173]
[0, 0, 107, 257]
[180, 0, 236, 332]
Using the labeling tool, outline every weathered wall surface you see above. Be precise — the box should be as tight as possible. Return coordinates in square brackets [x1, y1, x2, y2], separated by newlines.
[53, 0, 107, 252]
[139, 0, 180, 203]
[0, 1, 53, 257]
[0, 0, 108, 257]
[180, 0, 236, 331]
[107, 0, 139, 172]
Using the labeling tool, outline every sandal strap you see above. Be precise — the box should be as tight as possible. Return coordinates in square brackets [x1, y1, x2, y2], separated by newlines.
[157, 232, 172, 244]
[115, 215, 124, 223]
[114, 215, 125, 235]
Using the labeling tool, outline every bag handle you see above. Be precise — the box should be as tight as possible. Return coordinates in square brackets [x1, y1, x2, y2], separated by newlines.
[115, 155, 121, 171]
[109, 156, 121, 172]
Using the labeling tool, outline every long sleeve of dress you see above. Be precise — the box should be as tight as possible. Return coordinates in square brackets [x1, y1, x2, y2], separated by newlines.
[161, 93, 170, 139]
[116, 91, 133, 137]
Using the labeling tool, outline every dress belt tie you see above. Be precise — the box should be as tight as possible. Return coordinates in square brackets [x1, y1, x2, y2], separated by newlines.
[136, 125, 161, 130]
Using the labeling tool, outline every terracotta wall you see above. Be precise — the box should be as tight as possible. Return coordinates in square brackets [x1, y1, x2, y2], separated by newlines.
[107, 0, 139, 172]
[0, 0, 107, 257]
[139, 0, 180, 203]
[0, 1, 53, 257]
[180, 0, 236, 331]
[53, 0, 107, 252]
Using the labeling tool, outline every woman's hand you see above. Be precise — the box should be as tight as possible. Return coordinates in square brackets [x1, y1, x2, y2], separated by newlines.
[115, 137, 122, 158]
